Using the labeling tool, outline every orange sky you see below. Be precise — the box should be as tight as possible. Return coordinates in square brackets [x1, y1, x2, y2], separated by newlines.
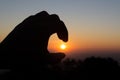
[48, 33, 120, 55]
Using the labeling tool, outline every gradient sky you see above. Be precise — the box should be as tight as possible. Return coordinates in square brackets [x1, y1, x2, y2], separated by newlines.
[0, 0, 120, 58]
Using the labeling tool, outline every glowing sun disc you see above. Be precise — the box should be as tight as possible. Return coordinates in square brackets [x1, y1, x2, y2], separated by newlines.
[60, 44, 66, 50]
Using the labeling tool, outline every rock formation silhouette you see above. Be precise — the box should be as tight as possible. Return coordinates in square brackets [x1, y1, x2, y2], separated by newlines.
[0, 11, 68, 68]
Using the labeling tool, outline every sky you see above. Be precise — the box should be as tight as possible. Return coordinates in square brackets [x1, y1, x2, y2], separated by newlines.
[0, 0, 120, 59]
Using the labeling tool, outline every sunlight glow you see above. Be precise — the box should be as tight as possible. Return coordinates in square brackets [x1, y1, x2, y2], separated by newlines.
[60, 44, 66, 50]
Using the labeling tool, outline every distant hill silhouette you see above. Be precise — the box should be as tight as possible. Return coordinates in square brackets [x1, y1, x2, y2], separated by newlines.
[62, 57, 120, 80]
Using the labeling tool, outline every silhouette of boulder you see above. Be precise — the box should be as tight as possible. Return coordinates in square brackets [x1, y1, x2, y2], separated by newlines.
[0, 11, 68, 68]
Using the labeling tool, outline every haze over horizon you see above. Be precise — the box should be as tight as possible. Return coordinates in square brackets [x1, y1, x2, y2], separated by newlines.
[0, 0, 120, 59]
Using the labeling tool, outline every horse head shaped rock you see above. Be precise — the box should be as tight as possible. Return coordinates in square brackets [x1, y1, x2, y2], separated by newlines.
[0, 11, 68, 65]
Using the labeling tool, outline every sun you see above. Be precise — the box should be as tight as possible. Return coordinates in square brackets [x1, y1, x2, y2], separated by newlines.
[60, 44, 66, 50]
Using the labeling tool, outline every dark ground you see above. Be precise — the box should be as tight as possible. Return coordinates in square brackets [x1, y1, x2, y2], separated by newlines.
[0, 56, 120, 80]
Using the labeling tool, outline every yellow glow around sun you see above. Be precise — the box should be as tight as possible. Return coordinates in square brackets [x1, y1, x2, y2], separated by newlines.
[60, 44, 66, 50]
